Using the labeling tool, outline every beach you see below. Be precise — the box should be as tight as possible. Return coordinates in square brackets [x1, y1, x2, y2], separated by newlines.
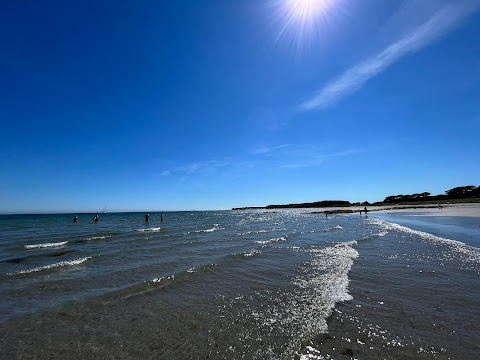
[376, 203, 480, 217]
[1, 205, 479, 359]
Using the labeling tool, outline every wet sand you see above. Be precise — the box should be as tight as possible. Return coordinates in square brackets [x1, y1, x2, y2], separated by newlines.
[309, 203, 480, 218]
[375, 203, 480, 218]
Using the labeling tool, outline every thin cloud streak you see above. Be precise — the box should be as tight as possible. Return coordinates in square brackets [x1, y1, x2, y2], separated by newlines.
[159, 145, 362, 181]
[298, 1, 480, 111]
[282, 148, 363, 168]
[161, 160, 231, 178]
[251, 144, 291, 155]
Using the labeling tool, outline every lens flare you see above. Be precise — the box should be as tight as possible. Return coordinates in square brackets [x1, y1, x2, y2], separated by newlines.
[286, 0, 333, 22]
[270, 0, 339, 50]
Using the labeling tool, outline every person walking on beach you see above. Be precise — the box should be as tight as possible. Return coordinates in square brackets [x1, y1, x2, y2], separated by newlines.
[145, 212, 149, 222]
[364, 207, 368, 217]
[93, 214, 99, 222]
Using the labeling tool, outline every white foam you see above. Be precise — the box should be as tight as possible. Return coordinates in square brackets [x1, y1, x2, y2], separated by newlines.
[7, 257, 91, 275]
[237, 229, 268, 236]
[137, 227, 161, 233]
[86, 235, 112, 240]
[245, 241, 358, 356]
[300, 345, 326, 360]
[255, 237, 287, 245]
[322, 225, 344, 232]
[371, 218, 480, 263]
[229, 240, 358, 357]
[243, 250, 261, 257]
[202, 226, 220, 233]
[237, 228, 287, 236]
[152, 275, 174, 283]
[24, 241, 68, 249]
[335, 240, 357, 248]
[293, 242, 359, 333]
[188, 224, 223, 234]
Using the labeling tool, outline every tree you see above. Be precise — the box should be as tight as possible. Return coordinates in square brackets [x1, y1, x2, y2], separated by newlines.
[383, 195, 397, 203]
[445, 186, 478, 199]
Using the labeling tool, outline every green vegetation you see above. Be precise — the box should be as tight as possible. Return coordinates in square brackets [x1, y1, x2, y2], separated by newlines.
[232, 185, 480, 210]
[266, 200, 350, 209]
[233, 200, 350, 210]
[379, 185, 480, 205]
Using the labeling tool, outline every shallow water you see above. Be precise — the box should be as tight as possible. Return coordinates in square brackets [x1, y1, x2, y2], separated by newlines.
[0, 210, 479, 359]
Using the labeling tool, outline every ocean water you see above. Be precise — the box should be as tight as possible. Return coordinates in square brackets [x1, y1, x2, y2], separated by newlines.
[0, 209, 479, 359]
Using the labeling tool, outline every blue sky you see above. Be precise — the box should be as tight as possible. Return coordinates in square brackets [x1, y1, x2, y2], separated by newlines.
[1, 0, 479, 213]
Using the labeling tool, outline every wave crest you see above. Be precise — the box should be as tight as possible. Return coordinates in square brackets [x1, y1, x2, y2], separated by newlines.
[137, 227, 162, 233]
[371, 218, 480, 263]
[7, 257, 91, 275]
[24, 241, 68, 249]
[256, 237, 288, 245]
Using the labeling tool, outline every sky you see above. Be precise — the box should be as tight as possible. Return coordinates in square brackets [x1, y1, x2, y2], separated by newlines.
[1, 0, 479, 213]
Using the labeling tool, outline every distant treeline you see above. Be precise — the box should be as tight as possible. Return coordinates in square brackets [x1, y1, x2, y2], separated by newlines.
[266, 200, 350, 209]
[232, 185, 480, 210]
[233, 200, 350, 210]
[382, 185, 480, 203]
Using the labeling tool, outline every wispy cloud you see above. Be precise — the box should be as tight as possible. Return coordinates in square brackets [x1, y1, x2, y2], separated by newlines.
[250, 144, 362, 169]
[281, 147, 362, 168]
[251, 144, 291, 155]
[160, 145, 361, 181]
[180, 160, 231, 174]
[161, 160, 231, 180]
[298, 1, 480, 111]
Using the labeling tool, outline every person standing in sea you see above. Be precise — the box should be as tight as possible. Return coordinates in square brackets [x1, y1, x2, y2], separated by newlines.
[145, 213, 149, 222]
[93, 214, 99, 222]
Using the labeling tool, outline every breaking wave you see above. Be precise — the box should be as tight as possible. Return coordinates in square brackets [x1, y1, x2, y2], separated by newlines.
[85, 235, 112, 240]
[256, 237, 288, 245]
[186, 224, 223, 234]
[137, 227, 162, 233]
[24, 241, 68, 249]
[370, 218, 480, 263]
[7, 257, 92, 275]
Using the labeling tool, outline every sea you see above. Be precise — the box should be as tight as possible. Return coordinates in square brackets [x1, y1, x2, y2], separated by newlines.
[0, 208, 479, 359]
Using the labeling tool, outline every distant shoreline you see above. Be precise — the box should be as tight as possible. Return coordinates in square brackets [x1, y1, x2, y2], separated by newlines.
[232, 198, 480, 211]
[2, 199, 478, 216]
[234, 203, 480, 218]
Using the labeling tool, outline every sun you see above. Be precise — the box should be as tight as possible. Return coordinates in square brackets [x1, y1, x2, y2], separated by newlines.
[285, 0, 333, 21]
[271, 0, 338, 49]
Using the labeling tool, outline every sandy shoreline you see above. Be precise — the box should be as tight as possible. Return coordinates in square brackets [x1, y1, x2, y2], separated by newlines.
[305, 203, 480, 218]
[373, 203, 480, 218]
